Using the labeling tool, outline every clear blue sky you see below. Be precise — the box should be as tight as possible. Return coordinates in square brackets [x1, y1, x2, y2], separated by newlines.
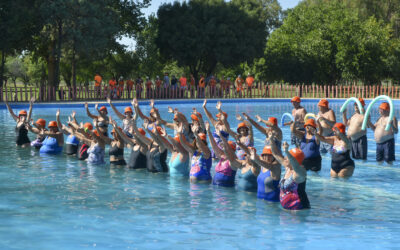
[119, 0, 301, 48]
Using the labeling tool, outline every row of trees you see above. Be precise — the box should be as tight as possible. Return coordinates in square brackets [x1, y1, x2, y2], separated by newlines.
[2, 0, 400, 96]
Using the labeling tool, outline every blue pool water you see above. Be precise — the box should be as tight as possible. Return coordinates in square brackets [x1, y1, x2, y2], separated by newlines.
[1, 99, 400, 249]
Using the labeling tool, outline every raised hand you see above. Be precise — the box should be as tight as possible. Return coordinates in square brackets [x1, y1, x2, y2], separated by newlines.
[159, 127, 167, 136]
[255, 115, 262, 123]
[56, 109, 60, 117]
[202, 99, 207, 108]
[249, 147, 256, 161]
[107, 97, 111, 104]
[84, 102, 88, 109]
[29, 96, 36, 104]
[143, 119, 149, 129]
[242, 112, 250, 120]
[168, 106, 174, 113]
[236, 114, 243, 121]
[95, 103, 98, 110]
[216, 101, 222, 110]
[177, 122, 184, 134]
[71, 111, 76, 118]
[150, 99, 154, 108]
[192, 107, 197, 114]
[131, 98, 138, 108]
[205, 121, 210, 131]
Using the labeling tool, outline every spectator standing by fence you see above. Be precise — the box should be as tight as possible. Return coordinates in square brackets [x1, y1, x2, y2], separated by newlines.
[190, 74, 195, 98]
[179, 74, 187, 98]
[118, 77, 124, 99]
[235, 74, 244, 98]
[155, 76, 162, 99]
[246, 73, 254, 98]
[126, 79, 134, 99]
[94, 74, 102, 98]
[145, 77, 153, 99]
[109, 78, 117, 99]
[209, 76, 217, 98]
[163, 72, 170, 99]
[136, 76, 143, 99]
[225, 77, 231, 97]
[198, 75, 205, 98]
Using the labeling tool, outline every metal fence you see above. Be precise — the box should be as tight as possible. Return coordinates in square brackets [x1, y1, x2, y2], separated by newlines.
[0, 83, 398, 102]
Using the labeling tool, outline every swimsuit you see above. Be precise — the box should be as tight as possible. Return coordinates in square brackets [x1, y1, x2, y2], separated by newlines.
[213, 157, 236, 187]
[236, 136, 253, 160]
[257, 169, 280, 202]
[128, 147, 147, 169]
[39, 136, 63, 154]
[237, 168, 258, 192]
[279, 175, 310, 210]
[78, 144, 89, 160]
[376, 138, 395, 163]
[331, 146, 355, 173]
[190, 151, 212, 181]
[109, 144, 126, 165]
[87, 144, 105, 165]
[146, 146, 168, 173]
[169, 153, 189, 177]
[300, 135, 321, 171]
[351, 135, 367, 160]
[66, 135, 80, 155]
[211, 130, 229, 158]
[15, 125, 30, 146]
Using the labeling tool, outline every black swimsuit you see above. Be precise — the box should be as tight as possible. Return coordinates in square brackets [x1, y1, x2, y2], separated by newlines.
[16, 125, 30, 146]
[331, 150, 355, 173]
[109, 144, 126, 165]
[128, 147, 147, 169]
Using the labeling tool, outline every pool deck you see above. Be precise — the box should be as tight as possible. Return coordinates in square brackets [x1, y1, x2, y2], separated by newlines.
[0, 97, 398, 109]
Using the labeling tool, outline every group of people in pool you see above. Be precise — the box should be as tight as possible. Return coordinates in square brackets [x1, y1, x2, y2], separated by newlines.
[4, 95, 397, 211]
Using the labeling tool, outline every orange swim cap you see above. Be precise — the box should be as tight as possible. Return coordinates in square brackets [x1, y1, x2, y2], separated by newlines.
[289, 148, 305, 165]
[138, 128, 146, 136]
[216, 112, 228, 119]
[262, 146, 272, 155]
[36, 119, 46, 127]
[84, 122, 93, 130]
[198, 133, 207, 141]
[99, 106, 108, 113]
[318, 99, 329, 108]
[358, 98, 365, 107]
[291, 96, 301, 103]
[304, 119, 317, 129]
[228, 141, 236, 151]
[237, 122, 249, 133]
[18, 110, 27, 116]
[268, 117, 278, 126]
[124, 107, 133, 113]
[379, 102, 390, 111]
[332, 123, 346, 134]
[48, 121, 58, 128]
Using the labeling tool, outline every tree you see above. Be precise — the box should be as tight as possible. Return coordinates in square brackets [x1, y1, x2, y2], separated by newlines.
[156, 0, 267, 80]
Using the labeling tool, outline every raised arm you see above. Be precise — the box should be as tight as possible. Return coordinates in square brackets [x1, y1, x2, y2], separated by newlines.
[132, 98, 150, 121]
[85, 102, 98, 119]
[111, 120, 135, 147]
[4, 98, 18, 121]
[283, 142, 306, 182]
[243, 113, 268, 136]
[202, 99, 217, 127]
[107, 97, 125, 120]
[178, 123, 195, 154]
[27, 97, 35, 122]
[342, 109, 349, 126]
[96, 124, 112, 145]
[154, 106, 175, 129]
[145, 124, 167, 152]
[269, 134, 285, 165]
[205, 122, 224, 159]
[220, 113, 236, 138]
[56, 109, 70, 135]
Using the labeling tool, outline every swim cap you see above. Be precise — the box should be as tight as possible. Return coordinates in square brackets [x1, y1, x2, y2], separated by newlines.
[19, 110, 27, 116]
[99, 106, 108, 113]
[48, 121, 58, 128]
[332, 123, 346, 134]
[138, 128, 146, 136]
[198, 133, 207, 141]
[36, 119, 46, 127]
[124, 107, 133, 113]
[156, 126, 163, 135]
[92, 130, 100, 137]
[379, 102, 390, 111]
[237, 122, 249, 133]
[262, 146, 272, 155]
[358, 98, 365, 107]
[84, 122, 93, 130]
[304, 119, 317, 129]
[174, 136, 180, 144]
[289, 148, 305, 165]
[291, 96, 301, 103]
[268, 117, 278, 126]
[318, 99, 329, 108]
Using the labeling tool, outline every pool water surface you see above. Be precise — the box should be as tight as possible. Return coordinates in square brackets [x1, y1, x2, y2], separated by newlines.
[0, 100, 400, 249]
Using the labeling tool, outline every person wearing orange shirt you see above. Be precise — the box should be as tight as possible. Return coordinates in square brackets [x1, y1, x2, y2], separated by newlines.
[109, 78, 117, 99]
[179, 74, 187, 98]
[94, 74, 102, 98]
[198, 75, 205, 98]
[246, 73, 255, 98]
[118, 77, 124, 99]
[209, 76, 216, 98]
[155, 76, 162, 99]
[145, 77, 153, 99]
[126, 79, 134, 99]
[235, 74, 244, 98]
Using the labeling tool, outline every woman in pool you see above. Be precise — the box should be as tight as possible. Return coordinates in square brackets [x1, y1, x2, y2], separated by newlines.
[155, 106, 192, 142]
[112, 114, 148, 169]
[220, 133, 259, 192]
[270, 140, 310, 210]
[5, 97, 34, 147]
[28, 118, 47, 149]
[142, 120, 169, 173]
[57, 111, 81, 156]
[206, 122, 237, 187]
[242, 112, 282, 150]
[178, 123, 212, 183]
[221, 113, 253, 160]
[291, 119, 322, 172]
[99, 118, 126, 166]
[202, 100, 230, 157]
[315, 122, 355, 178]
[107, 97, 134, 137]
[132, 98, 159, 126]
[39, 120, 64, 154]
[71, 122, 106, 165]
[154, 127, 190, 177]
[250, 142, 281, 202]
[190, 108, 206, 135]
[85, 102, 109, 136]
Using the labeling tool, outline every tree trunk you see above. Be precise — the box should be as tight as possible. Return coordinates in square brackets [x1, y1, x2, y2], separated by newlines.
[54, 19, 63, 93]
[72, 42, 76, 89]
[0, 51, 4, 88]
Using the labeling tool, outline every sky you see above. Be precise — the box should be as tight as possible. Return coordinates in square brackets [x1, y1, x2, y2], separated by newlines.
[119, 0, 301, 49]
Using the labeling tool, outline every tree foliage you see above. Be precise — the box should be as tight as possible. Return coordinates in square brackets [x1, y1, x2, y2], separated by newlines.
[156, 0, 267, 79]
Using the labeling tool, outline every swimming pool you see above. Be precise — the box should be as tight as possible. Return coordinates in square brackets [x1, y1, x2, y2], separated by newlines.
[1, 99, 400, 249]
